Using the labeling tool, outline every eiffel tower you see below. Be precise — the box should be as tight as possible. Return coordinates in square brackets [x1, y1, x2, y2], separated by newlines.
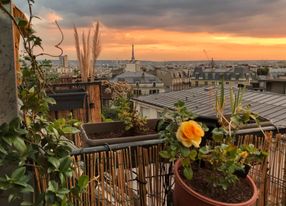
[130, 44, 135, 63]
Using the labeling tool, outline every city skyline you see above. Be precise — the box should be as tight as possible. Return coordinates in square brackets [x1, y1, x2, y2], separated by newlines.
[15, 0, 286, 61]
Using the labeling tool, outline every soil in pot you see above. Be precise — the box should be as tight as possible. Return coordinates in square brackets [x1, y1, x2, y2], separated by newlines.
[178, 165, 253, 203]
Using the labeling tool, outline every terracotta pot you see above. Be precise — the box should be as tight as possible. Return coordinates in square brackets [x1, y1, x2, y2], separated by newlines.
[173, 160, 258, 206]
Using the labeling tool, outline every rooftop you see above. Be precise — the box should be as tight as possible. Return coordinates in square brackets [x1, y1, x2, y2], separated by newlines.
[113, 71, 162, 84]
[133, 86, 286, 128]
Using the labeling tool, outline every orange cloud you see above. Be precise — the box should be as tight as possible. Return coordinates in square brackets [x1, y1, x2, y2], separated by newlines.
[33, 22, 286, 61]
[46, 12, 63, 22]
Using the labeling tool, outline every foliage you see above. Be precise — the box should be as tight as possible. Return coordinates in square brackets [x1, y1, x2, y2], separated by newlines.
[158, 101, 207, 180]
[103, 80, 147, 132]
[159, 83, 268, 190]
[0, 1, 88, 205]
[257, 67, 269, 76]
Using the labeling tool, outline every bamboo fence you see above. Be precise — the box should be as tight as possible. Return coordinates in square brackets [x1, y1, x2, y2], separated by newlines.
[34, 132, 286, 205]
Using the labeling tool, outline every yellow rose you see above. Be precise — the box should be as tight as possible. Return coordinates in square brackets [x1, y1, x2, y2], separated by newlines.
[176, 120, 204, 148]
[240, 151, 249, 159]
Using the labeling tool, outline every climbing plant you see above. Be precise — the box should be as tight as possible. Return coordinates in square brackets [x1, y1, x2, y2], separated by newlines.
[0, 0, 88, 205]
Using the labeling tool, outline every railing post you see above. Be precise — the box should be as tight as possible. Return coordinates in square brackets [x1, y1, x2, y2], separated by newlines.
[0, 1, 18, 125]
[0, 2, 21, 205]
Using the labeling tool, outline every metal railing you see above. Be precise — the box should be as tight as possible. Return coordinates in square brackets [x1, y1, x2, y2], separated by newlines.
[69, 131, 285, 206]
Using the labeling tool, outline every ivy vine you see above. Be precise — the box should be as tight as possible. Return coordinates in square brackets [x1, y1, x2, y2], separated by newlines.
[0, 0, 89, 205]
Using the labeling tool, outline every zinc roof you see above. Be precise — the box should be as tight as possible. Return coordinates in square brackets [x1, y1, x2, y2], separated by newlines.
[133, 86, 286, 128]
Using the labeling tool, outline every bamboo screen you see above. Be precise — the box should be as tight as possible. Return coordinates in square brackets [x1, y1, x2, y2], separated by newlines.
[70, 144, 173, 206]
[237, 132, 286, 206]
[33, 132, 286, 205]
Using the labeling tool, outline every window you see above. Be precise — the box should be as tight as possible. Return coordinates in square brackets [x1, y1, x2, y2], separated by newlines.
[195, 81, 198, 86]
[140, 106, 149, 117]
[157, 111, 163, 118]
[134, 89, 142, 96]
[204, 81, 208, 86]
[149, 89, 159, 94]
[152, 82, 156, 87]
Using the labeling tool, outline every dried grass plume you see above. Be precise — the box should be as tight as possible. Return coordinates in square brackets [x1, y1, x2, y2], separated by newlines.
[74, 21, 101, 81]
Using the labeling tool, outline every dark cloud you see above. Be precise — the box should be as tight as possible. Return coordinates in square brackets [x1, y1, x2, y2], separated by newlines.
[14, 0, 286, 37]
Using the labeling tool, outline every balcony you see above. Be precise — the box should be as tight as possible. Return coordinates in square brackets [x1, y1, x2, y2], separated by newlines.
[38, 126, 286, 206]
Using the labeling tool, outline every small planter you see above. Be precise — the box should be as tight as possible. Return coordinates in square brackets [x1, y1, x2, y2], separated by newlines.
[173, 160, 258, 206]
[80, 119, 160, 146]
[48, 89, 87, 111]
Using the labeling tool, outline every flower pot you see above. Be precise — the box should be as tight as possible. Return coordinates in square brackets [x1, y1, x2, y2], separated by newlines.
[48, 89, 87, 111]
[173, 160, 258, 206]
[80, 119, 160, 146]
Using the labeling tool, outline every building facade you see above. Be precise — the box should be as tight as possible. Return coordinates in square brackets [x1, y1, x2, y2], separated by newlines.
[113, 71, 165, 96]
[191, 65, 252, 87]
[154, 67, 192, 92]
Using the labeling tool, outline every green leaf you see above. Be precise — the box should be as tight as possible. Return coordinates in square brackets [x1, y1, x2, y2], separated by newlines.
[28, 87, 35, 94]
[174, 100, 185, 108]
[59, 157, 72, 173]
[230, 115, 241, 127]
[189, 150, 197, 160]
[180, 147, 191, 157]
[46, 97, 56, 105]
[0, 145, 8, 155]
[8, 194, 14, 203]
[13, 136, 27, 154]
[62, 126, 80, 134]
[11, 167, 26, 179]
[47, 180, 58, 192]
[10, 118, 21, 130]
[212, 128, 224, 143]
[59, 173, 65, 185]
[21, 201, 33, 206]
[78, 175, 89, 190]
[181, 158, 190, 167]
[17, 18, 28, 27]
[199, 146, 210, 155]
[183, 167, 193, 180]
[159, 150, 170, 159]
[48, 157, 60, 169]
[21, 184, 34, 193]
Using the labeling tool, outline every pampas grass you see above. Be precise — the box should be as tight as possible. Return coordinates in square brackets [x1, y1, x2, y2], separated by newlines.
[74, 22, 101, 81]
[92, 22, 101, 77]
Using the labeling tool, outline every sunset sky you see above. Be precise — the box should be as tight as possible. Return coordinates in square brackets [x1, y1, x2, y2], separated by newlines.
[15, 0, 286, 61]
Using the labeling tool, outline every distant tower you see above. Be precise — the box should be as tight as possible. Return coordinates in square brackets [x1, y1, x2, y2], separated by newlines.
[126, 44, 141, 72]
[131, 44, 135, 63]
[210, 58, 215, 69]
[59, 55, 68, 68]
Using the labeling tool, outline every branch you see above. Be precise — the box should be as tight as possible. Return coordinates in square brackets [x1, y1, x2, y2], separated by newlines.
[35, 20, 64, 57]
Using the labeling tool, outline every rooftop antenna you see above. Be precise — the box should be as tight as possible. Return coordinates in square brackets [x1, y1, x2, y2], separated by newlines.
[203, 49, 215, 69]
[203, 49, 210, 61]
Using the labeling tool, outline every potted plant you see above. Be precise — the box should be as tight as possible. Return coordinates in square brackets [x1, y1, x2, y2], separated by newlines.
[80, 81, 159, 146]
[159, 84, 268, 206]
